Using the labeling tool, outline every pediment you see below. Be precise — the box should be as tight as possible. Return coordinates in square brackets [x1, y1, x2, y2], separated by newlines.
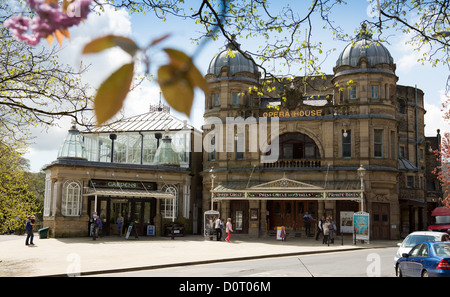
[250, 176, 323, 190]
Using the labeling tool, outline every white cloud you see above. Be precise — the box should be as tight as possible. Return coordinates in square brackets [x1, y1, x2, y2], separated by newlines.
[425, 90, 450, 137]
[24, 6, 135, 172]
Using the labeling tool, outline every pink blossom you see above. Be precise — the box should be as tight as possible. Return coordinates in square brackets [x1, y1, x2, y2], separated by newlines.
[4, 0, 92, 46]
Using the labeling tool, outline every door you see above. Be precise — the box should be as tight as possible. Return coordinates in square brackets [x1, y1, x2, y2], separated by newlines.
[372, 203, 390, 240]
[230, 201, 248, 233]
[401, 243, 427, 277]
[268, 200, 300, 230]
[294, 201, 318, 232]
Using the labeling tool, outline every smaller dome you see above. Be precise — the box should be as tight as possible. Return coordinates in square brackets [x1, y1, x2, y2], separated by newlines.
[207, 37, 259, 77]
[57, 124, 87, 159]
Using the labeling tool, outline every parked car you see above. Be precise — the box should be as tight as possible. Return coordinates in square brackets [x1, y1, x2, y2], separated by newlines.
[394, 231, 449, 263]
[428, 207, 450, 234]
[396, 241, 450, 277]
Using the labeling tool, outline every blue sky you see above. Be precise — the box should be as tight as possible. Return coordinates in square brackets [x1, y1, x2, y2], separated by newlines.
[23, 0, 449, 172]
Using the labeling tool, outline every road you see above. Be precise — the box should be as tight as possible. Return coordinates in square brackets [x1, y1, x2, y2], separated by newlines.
[94, 247, 398, 277]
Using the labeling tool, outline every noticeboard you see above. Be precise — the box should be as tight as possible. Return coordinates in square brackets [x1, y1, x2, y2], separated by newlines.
[340, 211, 354, 233]
[147, 225, 155, 236]
[125, 222, 139, 239]
[353, 212, 370, 241]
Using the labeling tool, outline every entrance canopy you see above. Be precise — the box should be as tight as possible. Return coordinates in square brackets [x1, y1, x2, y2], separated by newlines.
[84, 188, 176, 199]
[212, 176, 362, 202]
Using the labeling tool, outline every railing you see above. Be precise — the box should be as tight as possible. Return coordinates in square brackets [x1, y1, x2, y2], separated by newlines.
[263, 159, 322, 168]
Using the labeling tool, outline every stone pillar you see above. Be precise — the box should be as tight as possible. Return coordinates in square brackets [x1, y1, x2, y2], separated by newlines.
[155, 199, 162, 236]
[260, 200, 267, 236]
[248, 200, 259, 238]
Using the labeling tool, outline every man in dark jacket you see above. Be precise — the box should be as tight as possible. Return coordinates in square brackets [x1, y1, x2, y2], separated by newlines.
[25, 215, 35, 246]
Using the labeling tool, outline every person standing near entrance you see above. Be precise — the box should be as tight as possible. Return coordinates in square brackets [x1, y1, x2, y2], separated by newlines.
[25, 215, 35, 246]
[214, 217, 222, 241]
[96, 215, 103, 238]
[315, 216, 325, 240]
[322, 218, 331, 244]
[225, 218, 233, 242]
[303, 212, 314, 237]
[117, 213, 124, 237]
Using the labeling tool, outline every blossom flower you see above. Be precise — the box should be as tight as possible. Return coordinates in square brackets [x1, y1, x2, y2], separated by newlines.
[4, 0, 92, 46]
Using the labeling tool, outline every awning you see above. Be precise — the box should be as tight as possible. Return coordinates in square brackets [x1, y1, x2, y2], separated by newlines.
[84, 188, 175, 199]
[212, 176, 363, 202]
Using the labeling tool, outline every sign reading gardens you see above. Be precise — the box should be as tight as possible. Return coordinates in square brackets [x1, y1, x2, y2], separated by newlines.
[262, 109, 323, 118]
[90, 179, 157, 191]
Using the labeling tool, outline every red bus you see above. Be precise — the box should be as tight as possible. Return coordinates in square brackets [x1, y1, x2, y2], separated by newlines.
[428, 207, 450, 234]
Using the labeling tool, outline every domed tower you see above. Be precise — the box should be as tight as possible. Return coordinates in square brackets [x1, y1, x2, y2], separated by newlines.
[333, 24, 398, 106]
[204, 36, 260, 120]
[202, 36, 261, 214]
[331, 24, 399, 171]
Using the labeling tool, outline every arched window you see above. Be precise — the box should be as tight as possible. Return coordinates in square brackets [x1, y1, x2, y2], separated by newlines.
[279, 133, 320, 159]
[161, 184, 178, 219]
[62, 180, 82, 216]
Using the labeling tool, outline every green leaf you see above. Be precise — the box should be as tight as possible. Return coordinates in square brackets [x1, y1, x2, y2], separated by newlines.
[94, 63, 134, 125]
[83, 35, 139, 57]
[156, 49, 208, 116]
[157, 64, 194, 117]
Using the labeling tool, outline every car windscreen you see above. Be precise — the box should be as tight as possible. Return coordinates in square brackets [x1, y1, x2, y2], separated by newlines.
[433, 244, 450, 256]
[403, 235, 438, 247]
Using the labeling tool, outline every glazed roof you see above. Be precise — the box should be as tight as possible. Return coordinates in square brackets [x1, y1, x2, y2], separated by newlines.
[83, 110, 196, 134]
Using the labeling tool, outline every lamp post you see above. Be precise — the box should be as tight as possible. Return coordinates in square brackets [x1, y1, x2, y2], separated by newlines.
[357, 165, 366, 212]
[209, 167, 216, 210]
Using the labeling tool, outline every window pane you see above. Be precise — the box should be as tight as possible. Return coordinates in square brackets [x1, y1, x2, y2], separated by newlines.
[371, 85, 379, 99]
[374, 129, 383, 158]
[349, 86, 357, 99]
[342, 130, 351, 158]
[232, 92, 239, 105]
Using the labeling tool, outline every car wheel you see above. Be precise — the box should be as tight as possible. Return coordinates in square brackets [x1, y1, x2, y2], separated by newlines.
[421, 270, 429, 277]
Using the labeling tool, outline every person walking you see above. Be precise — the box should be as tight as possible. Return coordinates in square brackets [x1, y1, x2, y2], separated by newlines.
[315, 216, 325, 240]
[329, 217, 337, 244]
[25, 215, 35, 246]
[322, 218, 331, 245]
[214, 217, 222, 241]
[117, 213, 124, 237]
[303, 212, 314, 237]
[225, 218, 233, 242]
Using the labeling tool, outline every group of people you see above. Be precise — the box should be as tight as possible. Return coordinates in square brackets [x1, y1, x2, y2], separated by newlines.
[211, 217, 233, 242]
[303, 212, 337, 244]
[315, 216, 337, 244]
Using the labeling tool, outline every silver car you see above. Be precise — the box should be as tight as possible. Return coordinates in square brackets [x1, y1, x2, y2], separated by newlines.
[394, 231, 450, 267]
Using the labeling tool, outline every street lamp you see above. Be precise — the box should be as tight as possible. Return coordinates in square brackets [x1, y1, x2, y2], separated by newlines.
[209, 167, 216, 210]
[357, 165, 366, 212]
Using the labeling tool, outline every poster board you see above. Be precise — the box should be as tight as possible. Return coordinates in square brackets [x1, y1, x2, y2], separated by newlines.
[353, 212, 370, 242]
[340, 211, 354, 233]
[147, 225, 155, 236]
[204, 210, 220, 239]
[125, 222, 138, 239]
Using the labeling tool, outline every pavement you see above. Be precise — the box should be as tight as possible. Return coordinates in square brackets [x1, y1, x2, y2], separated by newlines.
[0, 233, 399, 277]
